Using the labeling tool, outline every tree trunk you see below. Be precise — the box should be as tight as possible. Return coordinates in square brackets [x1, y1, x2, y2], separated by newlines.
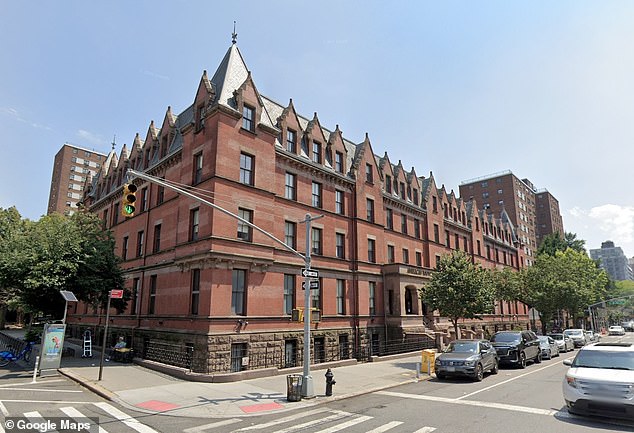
[452, 319, 461, 339]
[0, 304, 6, 330]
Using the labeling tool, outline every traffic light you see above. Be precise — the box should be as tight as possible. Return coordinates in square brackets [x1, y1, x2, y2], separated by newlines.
[121, 183, 137, 217]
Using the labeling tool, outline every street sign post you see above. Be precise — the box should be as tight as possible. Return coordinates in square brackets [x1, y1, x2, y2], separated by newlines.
[110, 289, 124, 299]
[302, 268, 319, 278]
[302, 280, 319, 290]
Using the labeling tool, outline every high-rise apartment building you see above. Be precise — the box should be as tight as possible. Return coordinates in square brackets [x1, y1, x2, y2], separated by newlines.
[48, 143, 107, 215]
[459, 170, 564, 266]
[590, 241, 633, 281]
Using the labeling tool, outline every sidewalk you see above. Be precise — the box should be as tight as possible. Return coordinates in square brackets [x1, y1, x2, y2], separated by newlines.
[1, 330, 431, 418]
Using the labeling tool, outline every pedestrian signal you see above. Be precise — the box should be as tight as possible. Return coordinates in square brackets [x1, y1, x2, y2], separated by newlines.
[121, 183, 137, 217]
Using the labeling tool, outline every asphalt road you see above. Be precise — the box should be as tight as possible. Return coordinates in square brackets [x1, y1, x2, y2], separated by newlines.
[1, 334, 633, 433]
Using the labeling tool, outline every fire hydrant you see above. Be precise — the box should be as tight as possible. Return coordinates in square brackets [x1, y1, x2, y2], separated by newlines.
[325, 368, 336, 396]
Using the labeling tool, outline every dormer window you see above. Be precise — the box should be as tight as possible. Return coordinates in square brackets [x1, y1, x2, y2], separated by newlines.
[195, 104, 204, 132]
[365, 163, 373, 183]
[335, 151, 344, 173]
[385, 175, 392, 193]
[312, 141, 322, 163]
[286, 129, 297, 153]
[242, 105, 255, 131]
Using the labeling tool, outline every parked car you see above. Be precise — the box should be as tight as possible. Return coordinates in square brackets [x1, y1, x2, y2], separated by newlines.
[563, 329, 587, 347]
[490, 330, 541, 368]
[608, 325, 626, 336]
[538, 336, 560, 359]
[584, 330, 599, 343]
[435, 339, 499, 382]
[622, 320, 634, 332]
[562, 342, 634, 419]
[549, 333, 575, 353]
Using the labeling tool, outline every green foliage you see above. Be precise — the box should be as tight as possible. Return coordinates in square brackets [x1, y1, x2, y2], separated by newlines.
[537, 232, 586, 256]
[421, 251, 496, 338]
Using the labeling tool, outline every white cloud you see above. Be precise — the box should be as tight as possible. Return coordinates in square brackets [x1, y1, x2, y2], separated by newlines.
[565, 204, 634, 257]
[0, 107, 52, 130]
[77, 129, 106, 147]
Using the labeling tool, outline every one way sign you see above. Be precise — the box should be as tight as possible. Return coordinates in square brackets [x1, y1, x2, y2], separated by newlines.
[302, 268, 319, 278]
[302, 280, 319, 290]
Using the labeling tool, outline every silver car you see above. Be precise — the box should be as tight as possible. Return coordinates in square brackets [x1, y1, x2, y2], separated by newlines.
[435, 339, 499, 382]
[549, 333, 574, 352]
[538, 335, 560, 359]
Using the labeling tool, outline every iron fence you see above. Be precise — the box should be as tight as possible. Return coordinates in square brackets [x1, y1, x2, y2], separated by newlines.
[142, 340, 193, 371]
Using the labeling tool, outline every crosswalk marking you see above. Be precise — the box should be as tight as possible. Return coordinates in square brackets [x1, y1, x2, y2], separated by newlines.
[94, 402, 160, 433]
[365, 421, 404, 433]
[412, 428, 436, 433]
[267, 410, 353, 433]
[183, 418, 242, 433]
[312, 415, 372, 433]
[60, 406, 109, 433]
[235, 407, 331, 431]
[24, 411, 60, 433]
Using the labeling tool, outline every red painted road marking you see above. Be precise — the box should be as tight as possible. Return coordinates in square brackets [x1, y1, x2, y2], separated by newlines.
[240, 402, 284, 413]
[136, 400, 181, 411]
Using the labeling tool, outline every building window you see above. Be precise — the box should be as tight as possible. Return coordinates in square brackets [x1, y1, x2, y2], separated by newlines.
[231, 269, 247, 315]
[455, 234, 459, 251]
[385, 175, 392, 193]
[368, 239, 376, 263]
[136, 230, 144, 257]
[193, 152, 203, 184]
[286, 129, 296, 153]
[141, 187, 148, 212]
[157, 184, 164, 205]
[237, 208, 253, 241]
[122, 236, 128, 260]
[400, 182, 406, 199]
[284, 274, 295, 315]
[153, 224, 161, 253]
[413, 188, 419, 205]
[463, 236, 468, 252]
[403, 248, 409, 264]
[336, 233, 345, 259]
[312, 141, 321, 163]
[365, 163, 373, 183]
[149, 275, 157, 315]
[191, 269, 200, 315]
[285, 172, 296, 200]
[435, 254, 441, 268]
[445, 230, 450, 247]
[131, 278, 140, 315]
[482, 192, 489, 199]
[190, 208, 200, 241]
[416, 251, 422, 266]
[112, 204, 119, 226]
[311, 182, 322, 208]
[311, 279, 321, 310]
[335, 190, 344, 215]
[369, 281, 376, 316]
[335, 151, 344, 173]
[240, 153, 254, 185]
[477, 240, 481, 255]
[311, 227, 322, 255]
[387, 245, 395, 264]
[401, 214, 408, 234]
[196, 104, 204, 131]
[336, 280, 345, 315]
[433, 224, 439, 243]
[432, 196, 438, 212]
[366, 198, 374, 223]
[386, 209, 393, 230]
[242, 105, 255, 131]
[284, 221, 296, 249]
[414, 219, 420, 239]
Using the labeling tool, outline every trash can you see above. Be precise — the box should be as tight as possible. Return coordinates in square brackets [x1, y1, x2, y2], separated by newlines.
[286, 374, 303, 402]
[421, 349, 436, 374]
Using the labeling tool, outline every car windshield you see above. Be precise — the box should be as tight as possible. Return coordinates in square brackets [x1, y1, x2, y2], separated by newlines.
[445, 342, 478, 353]
[549, 334, 563, 340]
[491, 333, 520, 343]
[564, 330, 582, 336]
[572, 350, 634, 370]
[538, 336, 549, 343]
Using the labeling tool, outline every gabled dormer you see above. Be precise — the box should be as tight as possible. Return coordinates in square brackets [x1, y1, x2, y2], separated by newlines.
[158, 107, 176, 159]
[325, 124, 347, 173]
[302, 112, 328, 166]
[406, 167, 422, 206]
[392, 160, 409, 201]
[128, 132, 144, 172]
[421, 171, 440, 214]
[277, 99, 303, 155]
[233, 71, 277, 135]
[378, 152, 396, 195]
[350, 133, 380, 186]
[192, 70, 216, 133]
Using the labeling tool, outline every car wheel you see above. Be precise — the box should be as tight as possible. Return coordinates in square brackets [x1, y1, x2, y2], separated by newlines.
[491, 359, 499, 375]
[535, 351, 542, 364]
[546, 350, 551, 360]
[518, 352, 527, 369]
[473, 364, 484, 382]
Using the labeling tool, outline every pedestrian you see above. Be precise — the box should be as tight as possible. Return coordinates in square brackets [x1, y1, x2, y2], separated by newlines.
[106, 336, 126, 361]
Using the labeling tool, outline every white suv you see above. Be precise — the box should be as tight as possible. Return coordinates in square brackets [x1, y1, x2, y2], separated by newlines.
[563, 342, 634, 419]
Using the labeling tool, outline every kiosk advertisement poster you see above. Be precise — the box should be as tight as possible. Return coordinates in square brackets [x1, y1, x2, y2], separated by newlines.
[40, 323, 66, 370]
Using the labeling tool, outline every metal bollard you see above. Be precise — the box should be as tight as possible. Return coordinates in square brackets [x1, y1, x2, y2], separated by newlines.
[325, 368, 336, 396]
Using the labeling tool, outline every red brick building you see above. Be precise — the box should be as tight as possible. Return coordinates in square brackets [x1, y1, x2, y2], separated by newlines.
[70, 42, 530, 374]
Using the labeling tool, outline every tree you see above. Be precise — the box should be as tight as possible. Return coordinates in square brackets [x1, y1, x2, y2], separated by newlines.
[537, 232, 586, 256]
[421, 251, 496, 338]
[0, 207, 28, 328]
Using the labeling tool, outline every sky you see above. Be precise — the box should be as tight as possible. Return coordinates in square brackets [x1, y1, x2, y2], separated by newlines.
[1, 1, 633, 257]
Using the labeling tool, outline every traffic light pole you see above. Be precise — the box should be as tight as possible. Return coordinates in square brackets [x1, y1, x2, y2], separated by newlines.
[126, 170, 322, 397]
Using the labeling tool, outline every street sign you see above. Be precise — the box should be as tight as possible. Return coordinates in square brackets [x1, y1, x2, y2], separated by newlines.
[110, 289, 124, 299]
[302, 280, 319, 290]
[302, 268, 319, 278]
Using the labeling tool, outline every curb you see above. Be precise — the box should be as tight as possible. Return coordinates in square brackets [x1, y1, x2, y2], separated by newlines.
[58, 368, 118, 402]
